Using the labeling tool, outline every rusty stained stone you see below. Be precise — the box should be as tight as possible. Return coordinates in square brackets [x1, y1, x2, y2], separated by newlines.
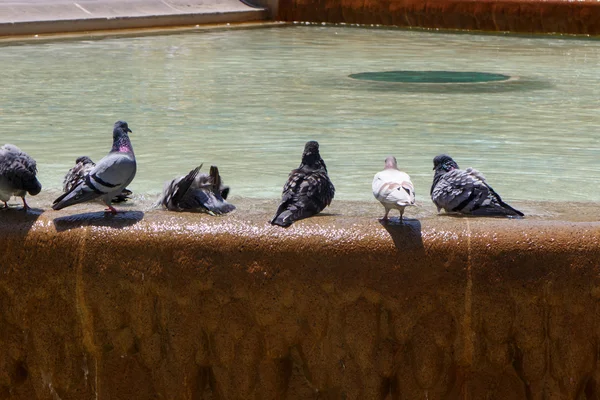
[0, 209, 600, 399]
[279, 0, 600, 36]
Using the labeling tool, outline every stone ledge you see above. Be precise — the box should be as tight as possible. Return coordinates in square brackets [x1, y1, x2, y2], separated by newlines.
[1, 205, 599, 399]
[278, 0, 600, 35]
[0, 0, 268, 37]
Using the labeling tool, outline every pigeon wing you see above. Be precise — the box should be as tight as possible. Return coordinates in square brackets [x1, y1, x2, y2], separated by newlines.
[432, 169, 484, 213]
[63, 158, 95, 193]
[433, 168, 523, 216]
[160, 166, 202, 211]
[306, 169, 335, 209]
[373, 170, 415, 207]
[465, 168, 524, 217]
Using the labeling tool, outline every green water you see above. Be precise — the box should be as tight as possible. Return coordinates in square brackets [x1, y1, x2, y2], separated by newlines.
[0, 26, 599, 203]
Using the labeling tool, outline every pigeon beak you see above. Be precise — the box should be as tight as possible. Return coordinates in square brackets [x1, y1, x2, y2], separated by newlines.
[127, 128, 132, 133]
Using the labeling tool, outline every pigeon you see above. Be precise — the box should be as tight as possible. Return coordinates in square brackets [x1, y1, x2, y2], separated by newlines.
[159, 164, 235, 215]
[372, 156, 415, 222]
[0, 144, 42, 210]
[430, 154, 524, 217]
[62, 156, 132, 203]
[52, 120, 136, 214]
[271, 141, 335, 227]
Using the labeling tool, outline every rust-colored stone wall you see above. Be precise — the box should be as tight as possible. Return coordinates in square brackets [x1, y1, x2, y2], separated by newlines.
[278, 0, 600, 35]
[1, 210, 600, 399]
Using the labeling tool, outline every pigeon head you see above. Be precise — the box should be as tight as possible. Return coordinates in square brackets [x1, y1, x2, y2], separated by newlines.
[301, 141, 322, 164]
[75, 156, 94, 165]
[384, 156, 398, 170]
[114, 120, 132, 134]
[2, 144, 22, 153]
[433, 154, 459, 172]
[28, 179, 42, 196]
[111, 121, 134, 153]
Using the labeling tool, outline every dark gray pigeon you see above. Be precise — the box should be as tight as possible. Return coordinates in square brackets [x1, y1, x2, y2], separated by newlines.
[52, 121, 136, 214]
[63, 156, 132, 203]
[271, 141, 335, 227]
[430, 154, 524, 217]
[0, 144, 42, 210]
[159, 164, 235, 215]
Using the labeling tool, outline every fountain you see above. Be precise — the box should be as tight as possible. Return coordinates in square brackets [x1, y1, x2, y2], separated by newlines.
[0, 3, 599, 400]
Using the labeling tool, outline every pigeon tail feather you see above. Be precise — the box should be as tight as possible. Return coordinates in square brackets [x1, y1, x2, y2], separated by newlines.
[52, 184, 102, 210]
[270, 210, 295, 227]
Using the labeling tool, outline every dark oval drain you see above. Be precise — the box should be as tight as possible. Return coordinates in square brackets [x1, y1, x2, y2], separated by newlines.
[349, 71, 511, 84]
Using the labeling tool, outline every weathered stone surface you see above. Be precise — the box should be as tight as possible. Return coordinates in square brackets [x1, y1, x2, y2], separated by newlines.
[278, 0, 600, 36]
[0, 203, 600, 399]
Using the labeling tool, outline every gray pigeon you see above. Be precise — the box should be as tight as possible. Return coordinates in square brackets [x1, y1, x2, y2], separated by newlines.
[63, 156, 132, 203]
[52, 121, 136, 214]
[271, 141, 335, 227]
[431, 154, 523, 217]
[159, 164, 235, 215]
[0, 144, 42, 210]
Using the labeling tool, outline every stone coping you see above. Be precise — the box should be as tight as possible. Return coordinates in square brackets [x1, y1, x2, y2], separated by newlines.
[1, 196, 599, 398]
[0, 0, 269, 37]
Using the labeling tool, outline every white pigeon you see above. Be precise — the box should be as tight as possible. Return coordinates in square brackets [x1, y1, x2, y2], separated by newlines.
[52, 120, 136, 214]
[372, 156, 415, 222]
[0, 144, 42, 210]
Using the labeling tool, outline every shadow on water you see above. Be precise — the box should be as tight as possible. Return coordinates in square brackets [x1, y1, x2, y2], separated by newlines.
[0, 207, 43, 233]
[53, 211, 144, 232]
[344, 76, 553, 94]
[379, 217, 425, 254]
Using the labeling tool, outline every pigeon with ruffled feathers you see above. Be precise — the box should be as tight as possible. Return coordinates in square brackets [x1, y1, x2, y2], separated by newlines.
[0, 144, 42, 210]
[271, 141, 335, 227]
[159, 164, 235, 215]
[52, 120, 136, 214]
[63, 156, 132, 203]
[372, 156, 415, 222]
[431, 154, 523, 217]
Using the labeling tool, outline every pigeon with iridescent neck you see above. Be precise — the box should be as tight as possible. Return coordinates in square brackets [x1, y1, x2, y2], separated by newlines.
[62, 156, 132, 203]
[0, 144, 42, 210]
[271, 141, 335, 227]
[431, 154, 524, 217]
[372, 156, 415, 222]
[52, 121, 136, 214]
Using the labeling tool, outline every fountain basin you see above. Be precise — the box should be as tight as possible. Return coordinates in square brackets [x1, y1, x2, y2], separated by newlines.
[1, 198, 599, 399]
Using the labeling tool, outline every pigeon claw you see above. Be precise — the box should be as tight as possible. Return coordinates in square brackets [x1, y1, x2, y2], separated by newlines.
[104, 206, 118, 215]
[20, 197, 30, 211]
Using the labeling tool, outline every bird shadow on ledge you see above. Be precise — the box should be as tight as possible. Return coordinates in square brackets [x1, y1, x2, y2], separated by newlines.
[52, 211, 144, 232]
[379, 217, 425, 254]
[0, 207, 43, 233]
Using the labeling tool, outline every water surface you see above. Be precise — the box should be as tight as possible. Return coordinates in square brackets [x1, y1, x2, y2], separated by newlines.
[1, 26, 599, 203]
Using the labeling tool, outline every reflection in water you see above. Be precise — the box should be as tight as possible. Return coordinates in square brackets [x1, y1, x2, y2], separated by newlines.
[0, 26, 599, 204]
